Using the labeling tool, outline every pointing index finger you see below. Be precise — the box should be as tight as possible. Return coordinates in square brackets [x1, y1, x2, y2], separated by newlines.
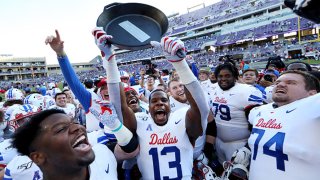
[55, 29, 60, 41]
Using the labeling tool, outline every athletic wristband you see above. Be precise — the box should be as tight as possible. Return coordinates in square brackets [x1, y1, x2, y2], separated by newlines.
[206, 120, 217, 137]
[111, 122, 123, 132]
[119, 134, 139, 153]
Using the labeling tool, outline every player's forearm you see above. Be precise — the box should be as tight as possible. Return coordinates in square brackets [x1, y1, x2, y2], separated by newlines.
[110, 122, 139, 156]
[107, 122, 139, 160]
[103, 55, 124, 121]
[185, 81, 210, 133]
[172, 59, 209, 132]
[105, 57, 136, 131]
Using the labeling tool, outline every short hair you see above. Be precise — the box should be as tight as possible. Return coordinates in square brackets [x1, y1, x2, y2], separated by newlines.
[148, 89, 169, 103]
[62, 89, 70, 93]
[242, 69, 259, 77]
[147, 75, 156, 80]
[281, 70, 320, 92]
[214, 63, 239, 80]
[84, 79, 94, 89]
[309, 71, 320, 81]
[54, 92, 67, 100]
[168, 78, 181, 89]
[285, 61, 312, 71]
[12, 109, 66, 156]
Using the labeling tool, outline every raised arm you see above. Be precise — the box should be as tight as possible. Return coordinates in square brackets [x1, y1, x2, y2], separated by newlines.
[92, 28, 139, 159]
[92, 28, 137, 132]
[45, 30, 91, 112]
[154, 37, 210, 142]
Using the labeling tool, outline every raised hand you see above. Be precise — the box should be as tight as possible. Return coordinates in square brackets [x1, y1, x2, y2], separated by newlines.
[151, 36, 186, 63]
[99, 102, 122, 132]
[92, 27, 114, 61]
[45, 30, 65, 56]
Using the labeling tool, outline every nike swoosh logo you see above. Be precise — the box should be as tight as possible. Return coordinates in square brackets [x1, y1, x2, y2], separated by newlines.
[175, 119, 182, 124]
[105, 164, 109, 174]
[286, 108, 296, 113]
[229, 94, 235, 96]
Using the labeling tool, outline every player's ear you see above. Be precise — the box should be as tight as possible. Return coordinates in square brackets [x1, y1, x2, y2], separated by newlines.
[308, 89, 317, 96]
[30, 151, 46, 166]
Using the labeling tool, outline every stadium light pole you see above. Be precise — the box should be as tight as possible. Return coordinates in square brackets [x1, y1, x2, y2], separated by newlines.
[298, 16, 301, 44]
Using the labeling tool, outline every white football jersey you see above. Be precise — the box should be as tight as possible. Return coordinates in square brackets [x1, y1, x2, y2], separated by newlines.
[85, 92, 102, 132]
[264, 85, 275, 103]
[135, 108, 193, 180]
[162, 75, 170, 84]
[89, 144, 118, 180]
[248, 93, 320, 180]
[208, 83, 263, 142]
[3, 144, 117, 180]
[46, 88, 61, 98]
[0, 139, 18, 166]
[169, 96, 188, 112]
[169, 96, 206, 159]
[130, 85, 146, 98]
[200, 79, 212, 92]
[4, 156, 42, 180]
[49, 103, 76, 118]
[200, 80, 215, 106]
[87, 129, 116, 146]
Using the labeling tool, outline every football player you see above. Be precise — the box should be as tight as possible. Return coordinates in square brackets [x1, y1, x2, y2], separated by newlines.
[234, 70, 320, 179]
[208, 63, 263, 176]
[95, 31, 209, 179]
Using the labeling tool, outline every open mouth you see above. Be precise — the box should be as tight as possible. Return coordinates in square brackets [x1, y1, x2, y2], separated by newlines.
[104, 95, 109, 100]
[275, 89, 286, 94]
[177, 92, 184, 96]
[155, 109, 166, 120]
[72, 135, 90, 151]
[128, 98, 138, 105]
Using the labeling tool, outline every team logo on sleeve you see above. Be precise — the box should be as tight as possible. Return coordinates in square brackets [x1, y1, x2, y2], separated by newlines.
[33, 170, 41, 180]
[17, 161, 33, 170]
[146, 124, 152, 131]
[256, 112, 261, 117]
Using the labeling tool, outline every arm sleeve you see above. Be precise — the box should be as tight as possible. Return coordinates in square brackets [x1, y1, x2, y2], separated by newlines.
[57, 56, 91, 112]
[185, 81, 210, 132]
[108, 83, 123, 122]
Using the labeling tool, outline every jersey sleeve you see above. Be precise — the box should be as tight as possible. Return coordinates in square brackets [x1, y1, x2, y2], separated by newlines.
[246, 86, 264, 105]
[248, 106, 260, 125]
[3, 167, 13, 180]
[57, 55, 92, 112]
